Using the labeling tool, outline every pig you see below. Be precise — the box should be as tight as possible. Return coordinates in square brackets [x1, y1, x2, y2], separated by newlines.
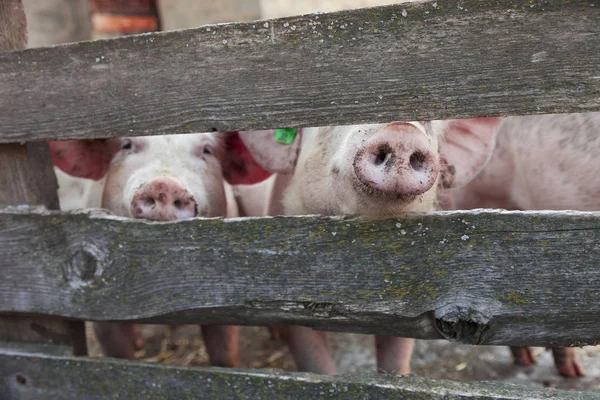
[441, 112, 600, 378]
[54, 167, 105, 211]
[229, 118, 502, 375]
[48, 132, 269, 367]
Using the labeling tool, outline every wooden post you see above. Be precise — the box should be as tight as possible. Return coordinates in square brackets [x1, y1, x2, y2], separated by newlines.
[0, 0, 87, 356]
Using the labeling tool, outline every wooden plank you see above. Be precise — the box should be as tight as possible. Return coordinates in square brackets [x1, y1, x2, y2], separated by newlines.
[2, 208, 600, 347]
[0, 0, 59, 209]
[0, 144, 60, 209]
[0, 0, 86, 357]
[0, 0, 28, 50]
[1, 350, 597, 400]
[0, 0, 59, 210]
[0, 0, 598, 143]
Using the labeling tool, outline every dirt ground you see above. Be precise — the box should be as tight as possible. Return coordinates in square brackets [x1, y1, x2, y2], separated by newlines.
[86, 323, 600, 392]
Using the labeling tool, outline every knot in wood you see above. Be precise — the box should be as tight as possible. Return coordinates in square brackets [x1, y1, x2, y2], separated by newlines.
[63, 243, 105, 288]
[433, 305, 491, 345]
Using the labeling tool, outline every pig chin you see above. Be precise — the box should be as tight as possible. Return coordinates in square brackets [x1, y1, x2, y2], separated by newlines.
[351, 175, 418, 202]
[348, 173, 439, 216]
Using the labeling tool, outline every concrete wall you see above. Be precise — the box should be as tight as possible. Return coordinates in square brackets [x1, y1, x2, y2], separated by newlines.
[260, 0, 400, 19]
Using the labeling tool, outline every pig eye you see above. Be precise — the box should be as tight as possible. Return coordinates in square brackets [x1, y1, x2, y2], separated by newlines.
[121, 140, 133, 150]
[203, 146, 213, 155]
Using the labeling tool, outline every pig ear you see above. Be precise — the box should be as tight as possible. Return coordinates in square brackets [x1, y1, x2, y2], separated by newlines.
[48, 139, 117, 181]
[220, 129, 301, 185]
[237, 129, 302, 173]
[437, 117, 503, 188]
[220, 132, 275, 185]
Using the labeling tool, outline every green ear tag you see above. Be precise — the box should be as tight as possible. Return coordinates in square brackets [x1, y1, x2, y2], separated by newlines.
[274, 128, 298, 145]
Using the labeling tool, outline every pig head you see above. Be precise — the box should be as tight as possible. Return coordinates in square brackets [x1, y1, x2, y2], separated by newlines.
[236, 119, 500, 217]
[48, 132, 269, 367]
[229, 118, 502, 375]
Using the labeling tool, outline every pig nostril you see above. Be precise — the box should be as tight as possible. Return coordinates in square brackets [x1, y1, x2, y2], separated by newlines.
[374, 144, 393, 166]
[173, 200, 182, 209]
[374, 150, 386, 166]
[410, 151, 427, 172]
[143, 197, 155, 208]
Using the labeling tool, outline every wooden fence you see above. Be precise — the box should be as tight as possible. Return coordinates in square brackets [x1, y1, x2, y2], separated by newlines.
[1, 0, 600, 398]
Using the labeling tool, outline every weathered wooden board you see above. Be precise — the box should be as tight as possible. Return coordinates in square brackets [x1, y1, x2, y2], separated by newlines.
[0, 0, 59, 210]
[0, 0, 60, 210]
[0, 144, 60, 209]
[0, 0, 87, 357]
[2, 208, 600, 347]
[0, 0, 598, 142]
[0, 0, 28, 50]
[1, 350, 597, 400]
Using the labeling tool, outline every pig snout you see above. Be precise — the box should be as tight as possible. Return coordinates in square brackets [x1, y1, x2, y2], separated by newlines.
[353, 124, 439, 196]
[131, 177, 197, 221]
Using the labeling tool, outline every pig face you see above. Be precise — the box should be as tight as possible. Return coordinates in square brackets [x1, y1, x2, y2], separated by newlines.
[102, 134, 227, 219]
[284, 122, 440, 216]
[49, 132, 270, 220]
[235, 118, 502, 217]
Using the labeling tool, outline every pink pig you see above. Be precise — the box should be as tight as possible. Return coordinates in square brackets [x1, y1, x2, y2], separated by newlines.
[231, 118, 502, 375]
[49, 132, 269, 367]
[442, 112, 600, 378]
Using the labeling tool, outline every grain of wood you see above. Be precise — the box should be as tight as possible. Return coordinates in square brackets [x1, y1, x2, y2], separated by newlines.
[0, 0, 28, 49]
[0, 0, 598, 143]
[2, 208, 600, 347]
[0, 0, 59, 211]
[0, 0, 86, 357]
[1, 350, 597, 399]
[0, 144, 60, 209]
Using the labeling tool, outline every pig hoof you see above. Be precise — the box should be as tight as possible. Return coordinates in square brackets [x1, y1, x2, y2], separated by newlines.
[94, 322, 144, 359]
[127, 324, 145, 351]
[134, 333, 145, 350]
[556, 361, 585, 378]
[211, 355, 239, 368]
[510, 346, 536, 366]
[269, 327, 282, 341]
[269, 326, 291, 341]
[552, 348, 585, 378]
[378, 367, 411, 375]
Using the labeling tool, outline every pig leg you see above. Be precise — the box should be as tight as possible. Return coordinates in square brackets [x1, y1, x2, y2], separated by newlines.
[268, 326, 282, 341]
[285, 326, 337, 374]
[551, 347, 585, 378]
[510, 346, 584, 377]
[375, 336, 414, 375]
[510, 346, 537, 366]
[93, 322, 144, 359]
[201, 325, 240, 367]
